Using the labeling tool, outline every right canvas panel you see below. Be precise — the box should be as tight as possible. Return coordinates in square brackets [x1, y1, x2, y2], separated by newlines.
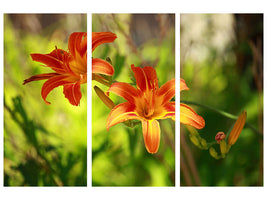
[180, 13, 263, 186]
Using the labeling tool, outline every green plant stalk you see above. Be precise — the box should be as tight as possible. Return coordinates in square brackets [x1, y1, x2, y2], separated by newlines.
[181, 100, 261, 135]
[4, 97, 62, 186]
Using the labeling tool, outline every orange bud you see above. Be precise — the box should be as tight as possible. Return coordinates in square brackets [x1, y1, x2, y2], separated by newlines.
[227, 111, 247, 146]
[220, 140, 227, 155]
[215, 131, 226, 144]
[94, 86, 116, 109]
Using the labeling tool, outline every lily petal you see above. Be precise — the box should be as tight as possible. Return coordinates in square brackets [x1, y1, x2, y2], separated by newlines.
[180, 78, 189, 92]
[142, 120, 161, 153]
[23, 73, 59, 85]
[131, 65, 158, 92]
[108, 82, 142, 103]
[92, 32, 117, 52]
[158, 79, 175, 103]
[68, 32, 87, 58]
[31, 49, 69, 74]
[143, 66, 158, 90]
[92, 58, 114, 76]
[41, 75, 70, 105]
[106, 102, 140, 130]
[63, 82, 82, 106]
[180, 103, 205, 129]
[161, 102, 175, 120]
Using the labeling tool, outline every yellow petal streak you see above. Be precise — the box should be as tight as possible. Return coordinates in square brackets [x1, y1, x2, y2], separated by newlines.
[106, 102, 140, 130]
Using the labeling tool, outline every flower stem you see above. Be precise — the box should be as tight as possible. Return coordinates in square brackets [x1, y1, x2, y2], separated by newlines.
[181, 100, 261, 135]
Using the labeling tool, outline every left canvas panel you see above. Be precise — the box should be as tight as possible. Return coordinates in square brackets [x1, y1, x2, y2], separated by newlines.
[3, 14, 87, 186]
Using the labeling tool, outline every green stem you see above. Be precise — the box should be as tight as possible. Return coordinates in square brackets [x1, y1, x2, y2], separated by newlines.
[207, 141, 217, 147]
[181, 100, 262, 135]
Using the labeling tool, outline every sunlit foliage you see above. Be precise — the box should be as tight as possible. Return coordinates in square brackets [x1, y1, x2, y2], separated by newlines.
[4, 14, 87, 186]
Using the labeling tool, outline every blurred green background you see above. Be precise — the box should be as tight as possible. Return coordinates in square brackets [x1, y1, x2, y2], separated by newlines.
[92, 14, 175, 186]
[180, 14, 263, 186]
[4, 14, 87, 186]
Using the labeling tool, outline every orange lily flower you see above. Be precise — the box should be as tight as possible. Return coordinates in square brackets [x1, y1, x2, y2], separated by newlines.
[180, 79, 205, 129]
[106, 64, 175, 153]
[92, 32, 117, 82]
[23, 32, 87, 106]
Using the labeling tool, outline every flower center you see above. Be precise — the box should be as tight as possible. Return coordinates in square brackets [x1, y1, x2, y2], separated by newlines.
[141, 80, 158, 120]
[69, 53, 87, 75]
[143, 97, 154, 119]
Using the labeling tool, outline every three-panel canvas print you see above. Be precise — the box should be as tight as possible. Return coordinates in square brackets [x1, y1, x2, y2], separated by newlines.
[3, 13, 263, 187]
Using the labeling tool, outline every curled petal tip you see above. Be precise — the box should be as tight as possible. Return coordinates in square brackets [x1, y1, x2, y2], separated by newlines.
[92, 58, 114, 76]
[44, 100, 51, 105]
[180, 103, 205, 129]
[92, 32, 117, 52]
[180, 78, 189, 92]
